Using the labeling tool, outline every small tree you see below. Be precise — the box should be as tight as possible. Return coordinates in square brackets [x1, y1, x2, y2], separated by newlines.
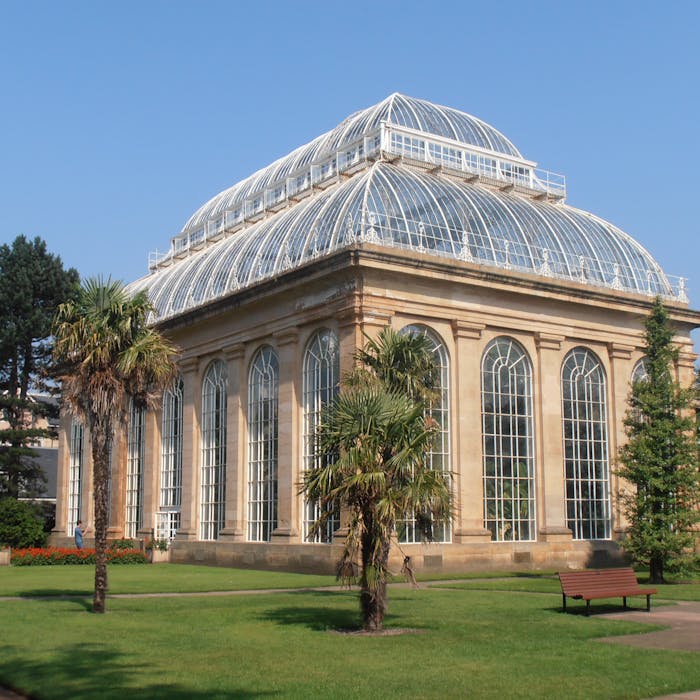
[302, 328, 451, 630]
[53, 278, 178, 613]
[617, 297, 700, 583]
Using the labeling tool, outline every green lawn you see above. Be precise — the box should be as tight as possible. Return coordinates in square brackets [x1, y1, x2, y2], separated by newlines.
[0, 567, 698, 699]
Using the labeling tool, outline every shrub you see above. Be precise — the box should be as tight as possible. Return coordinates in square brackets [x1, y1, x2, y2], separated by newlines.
[0, 498, 47, 548]
[145, 537, 169, 552]
[108, 538, 137, 551]
[10, 547, 148, 566]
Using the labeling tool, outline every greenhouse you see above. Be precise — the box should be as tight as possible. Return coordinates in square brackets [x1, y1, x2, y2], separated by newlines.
[53, 94, 699, 573]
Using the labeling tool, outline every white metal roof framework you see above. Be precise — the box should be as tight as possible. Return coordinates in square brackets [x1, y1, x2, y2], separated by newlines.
[130, 94, 685, 321]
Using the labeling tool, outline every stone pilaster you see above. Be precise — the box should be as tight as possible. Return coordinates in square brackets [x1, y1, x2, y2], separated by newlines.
[535, 332, 571, 542]
[451, 319, 491, 543]
[174, 356, 200, 541]
[138, 406, 161, 539]
[219, 344, 246, 541]
[52, 412, 72, 537]
[272, 328, 301, 542]
[607, 342, 634, 534]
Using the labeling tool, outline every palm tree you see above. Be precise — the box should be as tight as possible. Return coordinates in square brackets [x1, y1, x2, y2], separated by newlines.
[302, 328, 451, 631]
[53, 278, 177, 613]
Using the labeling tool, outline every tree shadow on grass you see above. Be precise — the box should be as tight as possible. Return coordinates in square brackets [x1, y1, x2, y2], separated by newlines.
[260, 590, 411, 632]
[0, 643, 278, 700]
[15, 593, 93, 612]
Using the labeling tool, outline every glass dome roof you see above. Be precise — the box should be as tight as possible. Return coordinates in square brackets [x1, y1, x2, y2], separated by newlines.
[181, 94, 522, 234]
[130, 94, 685, 322]
[130, 158, 678, 322]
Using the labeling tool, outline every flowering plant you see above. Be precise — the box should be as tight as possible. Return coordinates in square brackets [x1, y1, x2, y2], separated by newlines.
[11, 546, 148, 566]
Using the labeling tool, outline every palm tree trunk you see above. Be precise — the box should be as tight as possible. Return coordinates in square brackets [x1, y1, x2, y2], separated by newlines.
[91, 424, 111, 613]
[360, 528, 390, 631]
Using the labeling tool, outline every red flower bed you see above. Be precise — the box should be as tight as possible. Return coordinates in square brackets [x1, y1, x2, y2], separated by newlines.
[11, 546, 147, 566]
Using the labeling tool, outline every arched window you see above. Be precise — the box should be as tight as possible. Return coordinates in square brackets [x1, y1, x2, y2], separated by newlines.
[201, 360, 227, 540]
[302, 329, 339, 542]
[67, 421, 83, 537]
[481, 337, 535, 542]
[126, 400, 145, 539]
[562, 348, 610, 540]
[248, 346, 279, 542]
[397, 325, 451, 543]
[159, 376, 183, 541]
[631, 358, 648, 384]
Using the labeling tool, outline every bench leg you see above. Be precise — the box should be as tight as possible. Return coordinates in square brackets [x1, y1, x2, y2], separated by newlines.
[562, 593, 567, 613]
[623, 596, 627, 609]
[586, 599, 591, 617]
[646, 594, 651, 612]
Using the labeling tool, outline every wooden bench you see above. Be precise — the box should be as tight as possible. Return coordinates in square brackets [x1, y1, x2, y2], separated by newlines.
[558, 567, 657, 616]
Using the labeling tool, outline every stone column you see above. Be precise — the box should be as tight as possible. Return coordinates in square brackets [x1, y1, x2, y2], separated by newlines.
[535, 332, 571, 542]
[174, 357, 200, 541]
[220, 344, 246, 541]
[272, 328, 301, 543]
[451, 319, 491, 543]
[138, 406, 161, 540]
[607, 342, 634, 535]
[52, 413, 72, 538]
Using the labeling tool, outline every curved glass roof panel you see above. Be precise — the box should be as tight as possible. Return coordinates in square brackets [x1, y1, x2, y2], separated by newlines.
[133, 160, 676, 323]
[181, 94, 522, 235]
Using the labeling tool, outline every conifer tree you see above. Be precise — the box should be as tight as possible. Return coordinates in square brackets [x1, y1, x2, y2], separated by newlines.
[0, 236, 79, 498]
[617, 298, 700, 583]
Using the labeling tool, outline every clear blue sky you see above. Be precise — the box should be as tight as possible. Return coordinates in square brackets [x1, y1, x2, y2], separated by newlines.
[1, 1, 698, 336]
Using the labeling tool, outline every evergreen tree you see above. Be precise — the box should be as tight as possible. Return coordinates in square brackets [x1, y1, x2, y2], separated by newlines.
[0, 235, 79, 498]
[617, 297, 700, 583]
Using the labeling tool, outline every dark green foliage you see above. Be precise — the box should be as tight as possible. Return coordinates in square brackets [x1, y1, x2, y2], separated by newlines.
[0, 235, 79, 499]
[0, 497, 47, 548]
[617, 298, 700, 583]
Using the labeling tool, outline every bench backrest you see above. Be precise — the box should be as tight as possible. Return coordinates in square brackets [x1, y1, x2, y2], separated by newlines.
[558, 567, 641, 595]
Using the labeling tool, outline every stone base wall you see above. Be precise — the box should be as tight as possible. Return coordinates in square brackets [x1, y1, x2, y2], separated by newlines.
[167, 539, 627, 575]
[48, 533, 629, 574]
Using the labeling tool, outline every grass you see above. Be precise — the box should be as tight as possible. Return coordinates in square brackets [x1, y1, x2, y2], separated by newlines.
[0, 566, 698, 699]
[0, 563, 337, 597]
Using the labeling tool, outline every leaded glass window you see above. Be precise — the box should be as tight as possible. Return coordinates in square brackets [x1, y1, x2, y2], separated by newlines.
[201, 360, 227, 540]
[125, 400, 145, 539]
[562, 348, 611, 540]
[481, 337, 536, 542]
[397, 325, 451, 543]
[248, 346, 279, 542]
[302, 329, 339, 542]
[159, 376, 183, 541]
[67, 421, 83, 537]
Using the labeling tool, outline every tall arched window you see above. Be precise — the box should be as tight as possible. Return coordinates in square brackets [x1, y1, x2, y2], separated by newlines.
[126, 400, 145, 539]
[397, 325, 451, 543]
[159, 376, 183, 541]
[67, 421, 83, 537]
[302, 329, 339, 542]
[248, 346, 279, 542]
[481, 337, 535, 542]
[201, 360, 227, 540]
[562, 348, 610, 540]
